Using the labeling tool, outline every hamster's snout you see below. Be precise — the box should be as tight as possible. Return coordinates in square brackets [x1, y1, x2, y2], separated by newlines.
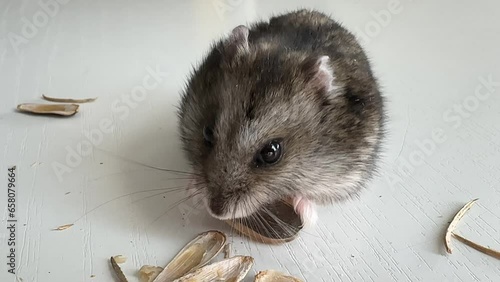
[186, 177, 233, 219]
[208, 197, 225, 217]
[204, 191, 258, 220]
[205, 195, 240, 220]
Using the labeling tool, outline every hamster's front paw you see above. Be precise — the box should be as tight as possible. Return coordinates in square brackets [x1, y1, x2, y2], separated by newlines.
[293, 196, 318, 228]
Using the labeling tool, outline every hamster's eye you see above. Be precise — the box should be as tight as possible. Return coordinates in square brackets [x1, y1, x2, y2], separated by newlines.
[255, 139, 283, 166]
[203, 126, 215, 146]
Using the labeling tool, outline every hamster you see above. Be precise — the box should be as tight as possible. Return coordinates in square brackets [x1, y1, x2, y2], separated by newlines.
[178, 9, 385, 226]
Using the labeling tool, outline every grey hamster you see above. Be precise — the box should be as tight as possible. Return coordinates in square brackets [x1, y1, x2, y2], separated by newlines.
[178, 9, 385, 224]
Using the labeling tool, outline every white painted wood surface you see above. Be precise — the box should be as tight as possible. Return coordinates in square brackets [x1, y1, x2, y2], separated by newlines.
[1, 0, 499, 281]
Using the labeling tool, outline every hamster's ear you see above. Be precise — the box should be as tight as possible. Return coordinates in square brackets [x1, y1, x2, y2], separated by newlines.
[223, 25, 250, 56]
[301, 55, 337, 94]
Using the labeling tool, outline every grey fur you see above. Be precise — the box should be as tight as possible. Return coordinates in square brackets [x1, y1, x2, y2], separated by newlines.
[178, 9, 385, 219]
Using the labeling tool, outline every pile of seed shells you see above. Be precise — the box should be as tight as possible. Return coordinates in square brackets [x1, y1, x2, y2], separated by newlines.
[110, 230, 303, 282]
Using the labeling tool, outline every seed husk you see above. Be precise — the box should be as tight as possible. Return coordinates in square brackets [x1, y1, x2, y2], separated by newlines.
[172, 256, 254, 282]
[52, 223, 74, 231]
[444, 198, 478, 254]
[42, 94, 97, 103]
[153, 230, 227, 282]
[110, 256, 128, 282]
[113, 255, 127, 264]
[254, 270, 303, 282]
[223, 243, 231, 259]
[17, 103, 79, 116]
[452, 232, 500, 260]
[139, 265, 164, 282]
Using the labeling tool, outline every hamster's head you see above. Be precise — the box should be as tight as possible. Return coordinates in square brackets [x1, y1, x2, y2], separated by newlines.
[178, 26, 383, 220]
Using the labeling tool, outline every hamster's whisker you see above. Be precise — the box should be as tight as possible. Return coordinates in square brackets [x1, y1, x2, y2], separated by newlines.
[247, 199, 283, 241]
[185, 196, 205, 220]
[167, 194, 205, 276]
[254, 213, 281, 241]
[266, 205, 316, 237]
[90, 173, 195, 182]
[186, 182, 205, 197]
[261, 206, 301, 237]
[254, 196, 302, 242]
[257, 190, 309, 236]
[146, 192, 202, 229]
[94, 147, 199, 176]
[190, 182, 205, 188]
[130, 187, 187, 205]
[159, 177, 198, 181]
[254, 207, 282, 240]
[229, 201, 238, 245]
[130, 163, 197, 176]
[239, 200, 256, 250]
[70, 185, 194, 224]
[257, 206, 303, 260]
[237, 201, 254, 253]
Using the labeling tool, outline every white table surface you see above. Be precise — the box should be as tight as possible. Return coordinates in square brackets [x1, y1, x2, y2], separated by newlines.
[1, 0, 500, 281]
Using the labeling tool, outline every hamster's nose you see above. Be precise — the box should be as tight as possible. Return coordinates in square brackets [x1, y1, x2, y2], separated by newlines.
[209, 199, 225, 216]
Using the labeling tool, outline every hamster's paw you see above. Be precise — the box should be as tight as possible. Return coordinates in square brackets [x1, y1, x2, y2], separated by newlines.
[293, 196, 318, 228]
